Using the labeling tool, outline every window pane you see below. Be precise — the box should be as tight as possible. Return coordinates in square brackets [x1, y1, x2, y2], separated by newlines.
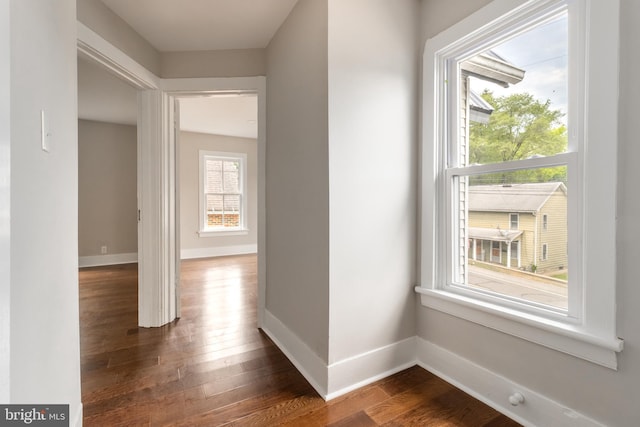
[206, 194, 223, 228]
[223, 170, 240, 193]
[205, 160, 223, 193]
[206, 194, 223, 212]
[464, 13, 568, 166]
[223, 195, 240, 212]
[456, 166, 568, 310]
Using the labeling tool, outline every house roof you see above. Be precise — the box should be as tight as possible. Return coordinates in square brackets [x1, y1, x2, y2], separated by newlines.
[469, 90, 494, 124]
[469, 182, 567, 213]
[469, 227, 523, 242]
[461, 51, 526, 88]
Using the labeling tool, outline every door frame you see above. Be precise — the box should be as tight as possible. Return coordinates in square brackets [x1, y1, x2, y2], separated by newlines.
[77, 22, 267, 328]
[164, 82, 267, 327]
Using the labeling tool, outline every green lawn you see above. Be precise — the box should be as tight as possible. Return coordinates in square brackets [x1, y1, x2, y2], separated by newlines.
[551, 272, 568, 280]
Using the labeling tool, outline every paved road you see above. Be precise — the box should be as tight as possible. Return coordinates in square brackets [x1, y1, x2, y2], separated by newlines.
[467, 265, 568, 309]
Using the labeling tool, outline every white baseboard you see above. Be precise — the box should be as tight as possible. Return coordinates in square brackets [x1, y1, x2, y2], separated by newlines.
[72, 403, 83, 427]
[180, 244, 257, 260]
[262, 310, 419, 401]
[416, 337, 604, 427]
[79, 252, 137, 268]
[261, 310, 328, 397]
[326, 337, 417, 400]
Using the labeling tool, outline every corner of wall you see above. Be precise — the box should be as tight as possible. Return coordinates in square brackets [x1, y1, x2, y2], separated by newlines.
[77, 0, 161, 75]
[261, 310, 329, 398]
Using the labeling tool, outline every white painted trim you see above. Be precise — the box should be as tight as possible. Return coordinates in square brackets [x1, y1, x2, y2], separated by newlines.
[137, 90, 177, 328]
[165, 76, 267, 329]
[180, 245, 257, 260]
[198, 229, 249, 237]
[77, 22, 158, 90]
[261, 310, 328, 398]
[416, 337, 605, 427]
[419, 0, 622, 369]
[416, 289, 621, 369]
[263, 311, 417, 402]
[198, 150, 248, 233]
[326, 337, 417, 400]
[79, 253, 138, 268]
[72, 403, 83, 427]
[0, 0, 9, 403]
[256, 81, 266, 329]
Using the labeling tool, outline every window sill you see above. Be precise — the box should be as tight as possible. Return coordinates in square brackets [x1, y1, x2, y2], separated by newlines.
[198, 228, 249, 237]
[414, 286, 623, 369]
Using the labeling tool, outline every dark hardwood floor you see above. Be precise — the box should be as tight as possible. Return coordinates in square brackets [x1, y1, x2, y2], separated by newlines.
[79, 254, 520, 426]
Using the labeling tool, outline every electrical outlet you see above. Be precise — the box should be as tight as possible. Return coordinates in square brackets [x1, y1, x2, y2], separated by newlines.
[101, 245, 108, 254]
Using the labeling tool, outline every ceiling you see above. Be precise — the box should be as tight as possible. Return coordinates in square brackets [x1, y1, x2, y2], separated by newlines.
[78, 0, 293, 138]
[100, 0, 298, 52]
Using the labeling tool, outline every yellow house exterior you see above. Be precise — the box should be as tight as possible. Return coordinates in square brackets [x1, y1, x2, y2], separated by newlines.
[467, 182, 568, 273]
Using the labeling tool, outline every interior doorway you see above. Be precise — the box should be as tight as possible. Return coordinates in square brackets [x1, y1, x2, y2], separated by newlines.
[77, 55, 140, 271]
[174, 93, 260, 320]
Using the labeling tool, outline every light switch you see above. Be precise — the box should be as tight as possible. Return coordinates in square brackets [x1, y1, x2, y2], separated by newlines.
[41, 109, 50, 152]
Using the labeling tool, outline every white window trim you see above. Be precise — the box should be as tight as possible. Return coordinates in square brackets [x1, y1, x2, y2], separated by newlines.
[417, 0, 623, 369]
[198, 150, 249, 236]
[541, 243, 548, 261]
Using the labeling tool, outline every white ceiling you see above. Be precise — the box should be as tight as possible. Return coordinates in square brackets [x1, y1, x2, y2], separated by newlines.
[100, 0, 298, 52]
[179, 95, 257, 139]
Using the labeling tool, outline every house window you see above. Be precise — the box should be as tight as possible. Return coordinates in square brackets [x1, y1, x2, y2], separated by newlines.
[509, 213, 518, 230]
[418, 0, 623, 368]
[199, 151, 247, 235]
[543, 214, 548, 230]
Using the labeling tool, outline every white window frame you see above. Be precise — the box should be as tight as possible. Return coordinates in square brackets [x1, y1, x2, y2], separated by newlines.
[198, 150, 249, 237]
[417, 0, 623, 368]
[543, 213, 548, 230]
[542, 243, 548, 261]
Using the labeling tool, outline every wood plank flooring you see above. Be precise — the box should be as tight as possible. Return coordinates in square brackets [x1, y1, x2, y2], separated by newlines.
[79, 255, 520, 426]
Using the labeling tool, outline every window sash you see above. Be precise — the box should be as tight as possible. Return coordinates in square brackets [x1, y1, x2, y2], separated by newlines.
[418, 0, 623, 368]
[199, 151, 247, 232]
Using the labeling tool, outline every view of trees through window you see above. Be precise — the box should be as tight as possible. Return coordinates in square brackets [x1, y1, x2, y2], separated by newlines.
[456, 12, 569, 310]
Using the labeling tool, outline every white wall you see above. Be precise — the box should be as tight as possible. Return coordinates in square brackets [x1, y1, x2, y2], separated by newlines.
[0, 0, 9, 404]
[263, 0, 420, 397]
[77, 56, 138, 126]
[10, 0, 82, 424]
[416, 1, 640, 425]
[265, 0, 331, 366]
[327, 0, 419, 365]
[179, 131, 258, 258]
[78, 119, 137, 259]
[161, 49, 266, 78]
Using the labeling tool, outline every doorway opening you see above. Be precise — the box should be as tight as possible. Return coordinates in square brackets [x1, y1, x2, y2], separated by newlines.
[173, 93, 261, 319]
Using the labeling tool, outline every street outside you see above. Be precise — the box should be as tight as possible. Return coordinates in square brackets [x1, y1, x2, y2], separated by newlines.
[467, 264, 567, 310]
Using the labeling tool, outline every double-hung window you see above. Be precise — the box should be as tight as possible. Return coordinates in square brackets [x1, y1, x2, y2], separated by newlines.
[199, 151, 247, 235]
[418, 0, 623, 368]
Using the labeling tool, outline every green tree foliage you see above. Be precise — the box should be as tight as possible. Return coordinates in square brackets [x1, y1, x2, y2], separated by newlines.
[469, 91, 568, 185]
